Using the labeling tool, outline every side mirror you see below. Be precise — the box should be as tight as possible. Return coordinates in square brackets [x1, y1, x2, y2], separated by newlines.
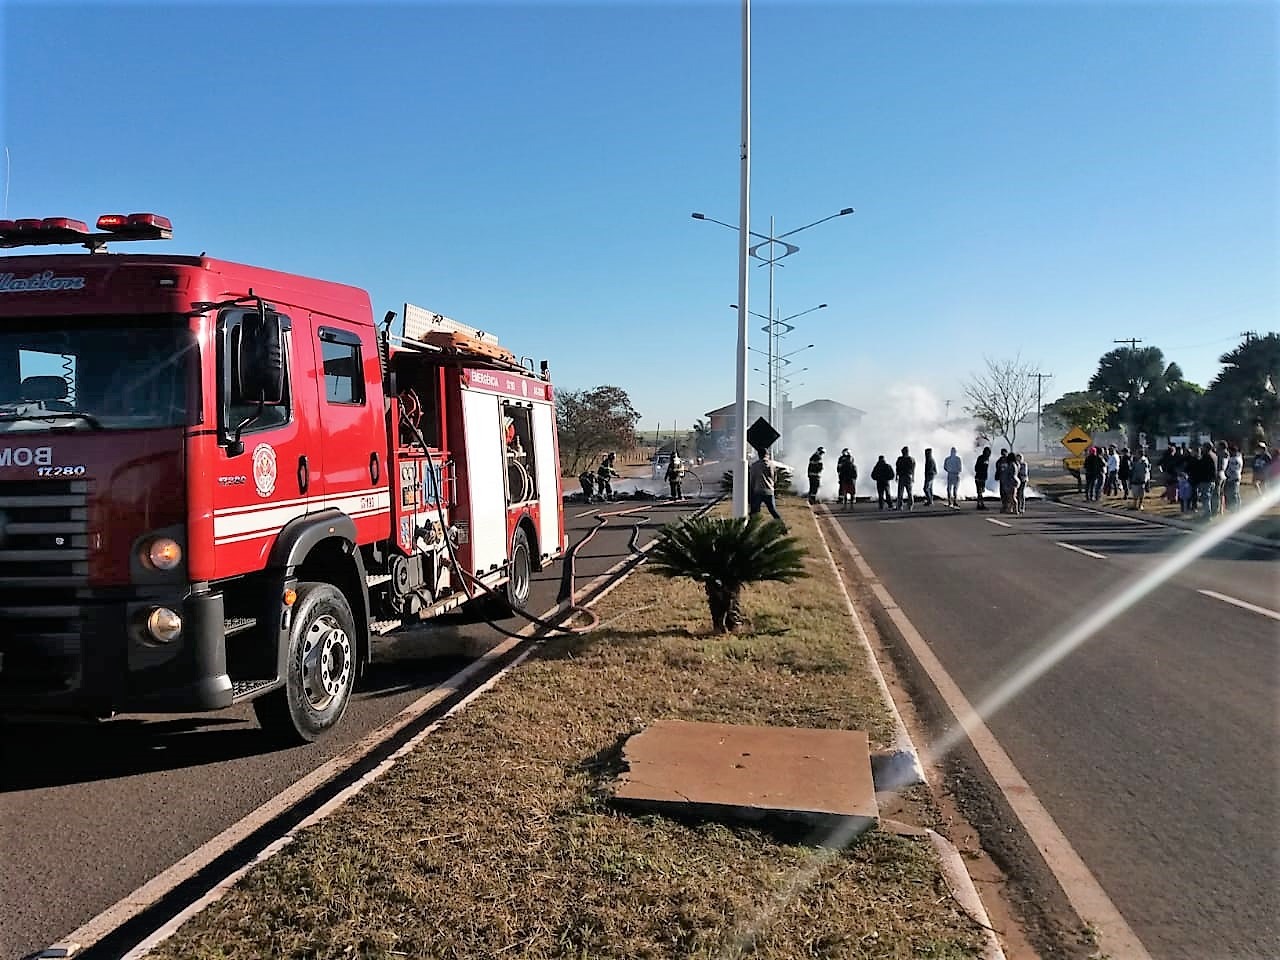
[239, 307, 284, 405]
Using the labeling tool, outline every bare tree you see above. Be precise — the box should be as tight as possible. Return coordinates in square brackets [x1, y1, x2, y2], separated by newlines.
[964, 355, 1039, 449]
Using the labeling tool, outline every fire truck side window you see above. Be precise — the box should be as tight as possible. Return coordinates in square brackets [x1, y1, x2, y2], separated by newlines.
[319, 329, 365, 405]
[503, 403, 537, 503]
[222, 312, 290, 434]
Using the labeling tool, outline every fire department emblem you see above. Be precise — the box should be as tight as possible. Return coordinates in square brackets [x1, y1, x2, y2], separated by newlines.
[252, 442, 278, 497]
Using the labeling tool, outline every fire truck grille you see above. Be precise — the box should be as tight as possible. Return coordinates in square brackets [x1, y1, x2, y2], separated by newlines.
[0, 479, 89, 693]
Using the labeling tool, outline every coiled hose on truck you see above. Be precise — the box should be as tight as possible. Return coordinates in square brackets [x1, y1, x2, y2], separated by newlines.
[403, 414, 654, 641]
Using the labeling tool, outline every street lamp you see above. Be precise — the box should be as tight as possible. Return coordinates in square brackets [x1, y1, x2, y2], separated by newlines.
[695, 206, 853, 433]
[730, 302, 827, 430]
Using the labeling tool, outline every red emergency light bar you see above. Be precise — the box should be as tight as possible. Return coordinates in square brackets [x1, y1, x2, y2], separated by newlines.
[97, 212, 173, 234]
[0, 212, 173, 251]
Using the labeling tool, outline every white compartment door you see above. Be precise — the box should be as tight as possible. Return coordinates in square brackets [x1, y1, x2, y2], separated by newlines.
[531, 401, 561, 559]
[461, 389, 507, 575]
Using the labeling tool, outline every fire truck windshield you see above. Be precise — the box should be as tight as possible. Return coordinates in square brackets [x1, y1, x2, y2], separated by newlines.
[0, 319, 196, 433]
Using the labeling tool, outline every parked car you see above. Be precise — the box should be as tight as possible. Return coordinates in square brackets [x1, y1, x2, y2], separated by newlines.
[652, 452, 672, 480]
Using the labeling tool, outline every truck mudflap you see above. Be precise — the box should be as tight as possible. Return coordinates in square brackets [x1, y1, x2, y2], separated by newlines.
[0, 590, 233, 716]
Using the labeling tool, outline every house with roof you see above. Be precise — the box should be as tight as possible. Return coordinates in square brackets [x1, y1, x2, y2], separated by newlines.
[704, 398, 865, 450]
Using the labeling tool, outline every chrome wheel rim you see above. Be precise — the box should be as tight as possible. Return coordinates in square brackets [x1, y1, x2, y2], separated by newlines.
[300, 613, 352, 711]
[512, 541, 530, 605]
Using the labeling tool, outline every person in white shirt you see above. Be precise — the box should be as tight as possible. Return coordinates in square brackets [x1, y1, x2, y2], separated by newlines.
[1130, 450, 1151, 510]
[1223, 445, 1244, 512]
[1105, 446, 1121, 498]
[943, 447, 963, 507]
[1014, 453, 1029, 514]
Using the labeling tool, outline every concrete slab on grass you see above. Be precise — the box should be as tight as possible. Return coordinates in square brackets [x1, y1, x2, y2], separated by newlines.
[612, 720, 878, 832]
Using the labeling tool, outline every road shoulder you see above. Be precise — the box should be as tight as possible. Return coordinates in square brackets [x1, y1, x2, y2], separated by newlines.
[818, 504, 1138, 960]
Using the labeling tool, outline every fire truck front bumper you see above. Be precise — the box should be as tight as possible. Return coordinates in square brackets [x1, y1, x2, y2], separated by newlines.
[0, 589, 233, 718]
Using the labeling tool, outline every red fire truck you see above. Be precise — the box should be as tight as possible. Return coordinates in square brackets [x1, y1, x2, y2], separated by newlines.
[0, 213, 564, 741]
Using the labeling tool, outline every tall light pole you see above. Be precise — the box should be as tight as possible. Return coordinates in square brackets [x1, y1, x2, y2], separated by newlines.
[731, 0, 751, 517]
[732, 301, 825, 427]
[697, 208, 853, 427]
[1032, 372, 1053, 453]
[1114, 338, 1143, 447]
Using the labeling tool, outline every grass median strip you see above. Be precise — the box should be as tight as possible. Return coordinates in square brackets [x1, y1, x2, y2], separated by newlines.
[152, 500, 986, 960]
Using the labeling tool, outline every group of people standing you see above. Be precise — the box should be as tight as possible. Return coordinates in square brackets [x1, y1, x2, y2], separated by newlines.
[799, 444, 1031, 514]
[1081, 444, 1153, 510]
[1082, 440, 1278, 517]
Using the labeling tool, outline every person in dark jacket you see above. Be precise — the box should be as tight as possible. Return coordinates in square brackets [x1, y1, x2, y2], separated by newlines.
[578, 470, 596, 503]
[1083, 446, 1105, 502]
[974, 447, 991, 510]
[807, 446, 825, 504]
[1117, 449, 1132, 495]
[596, 453, 619, 501]
[922, 448, 937, 505]
[894, 446, 916, 511]
[1196, 443, 1219, 518]
[836, 449, 858, 509]
[871, 455, 896, 510]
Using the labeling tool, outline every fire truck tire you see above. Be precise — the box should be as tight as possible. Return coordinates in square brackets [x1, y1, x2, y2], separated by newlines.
[503, 528, 533, 612]
[253, 582, 357, 743]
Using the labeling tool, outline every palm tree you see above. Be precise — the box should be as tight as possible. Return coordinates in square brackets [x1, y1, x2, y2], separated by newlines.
[693, 418, 713, 457]
[648, 515, 806, 633]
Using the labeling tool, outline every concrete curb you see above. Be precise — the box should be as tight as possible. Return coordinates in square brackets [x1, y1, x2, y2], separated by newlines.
[928, 828, 1008, 960]
[811, 507, 1007, 960]
[810, 506, 925, 789]
[1045, 489, 1280, 550]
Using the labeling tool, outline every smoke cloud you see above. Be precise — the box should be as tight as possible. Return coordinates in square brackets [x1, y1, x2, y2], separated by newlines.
[778, 384, 1039, 501]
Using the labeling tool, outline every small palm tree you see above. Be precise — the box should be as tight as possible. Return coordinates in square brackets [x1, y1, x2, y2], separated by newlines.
[648, 515, 807, 633]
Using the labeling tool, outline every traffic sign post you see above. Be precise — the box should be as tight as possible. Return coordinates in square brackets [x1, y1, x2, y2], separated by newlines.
[1060, 426, 1092, 457]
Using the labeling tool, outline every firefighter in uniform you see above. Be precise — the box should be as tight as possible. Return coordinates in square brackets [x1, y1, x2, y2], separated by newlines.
[807, 446, 825, 504]
[665, 453, 687, 499]
[596, 453, 619, 501]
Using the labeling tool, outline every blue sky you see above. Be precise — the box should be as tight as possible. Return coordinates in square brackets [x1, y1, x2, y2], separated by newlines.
[2, 0, 1276, 432]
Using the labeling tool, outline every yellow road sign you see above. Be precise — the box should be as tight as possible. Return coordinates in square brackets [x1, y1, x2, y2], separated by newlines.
[1063, 455, 1085, 471]
[1060, 426, 1092, 456]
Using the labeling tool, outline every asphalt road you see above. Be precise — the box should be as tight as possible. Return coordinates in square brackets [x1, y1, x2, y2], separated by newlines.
[829, 498, 1279, 960]
[0, 497, 704, 960]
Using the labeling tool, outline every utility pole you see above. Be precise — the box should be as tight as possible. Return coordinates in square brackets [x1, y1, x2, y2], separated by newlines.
[1032, 373, 1053, 453]
[1114, 338, 1143, 448]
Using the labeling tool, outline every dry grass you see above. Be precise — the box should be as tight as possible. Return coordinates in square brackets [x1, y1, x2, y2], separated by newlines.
[152, 502, 985, 960]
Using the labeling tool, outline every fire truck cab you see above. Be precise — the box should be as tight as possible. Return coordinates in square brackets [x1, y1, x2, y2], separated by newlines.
[0, 214, 563, 741]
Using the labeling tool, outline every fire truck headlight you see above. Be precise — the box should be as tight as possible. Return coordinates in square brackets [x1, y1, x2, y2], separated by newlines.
[145, 607, 183, 643]
[144, 537, 183, 571]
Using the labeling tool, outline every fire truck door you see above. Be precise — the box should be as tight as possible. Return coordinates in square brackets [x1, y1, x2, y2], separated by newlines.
[310, 320, 389, 538]
[211, 311, 321, 577]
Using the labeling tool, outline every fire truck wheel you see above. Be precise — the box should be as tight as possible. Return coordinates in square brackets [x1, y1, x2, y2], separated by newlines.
[503, 527, 532, 612]
[253, 582, 357, 743]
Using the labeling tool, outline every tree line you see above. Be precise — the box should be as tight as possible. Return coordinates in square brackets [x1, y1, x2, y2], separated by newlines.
[966, 333, 1279, 448]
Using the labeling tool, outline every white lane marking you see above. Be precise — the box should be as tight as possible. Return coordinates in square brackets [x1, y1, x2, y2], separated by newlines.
[54, 502, 713, 959]
[985, 517, 1012, 528]
[1050, 498, 1158, 526]
[824, 518, 1154, 960]
[1197, 589, 1280, 622]
[1056, 541, 1107, 560]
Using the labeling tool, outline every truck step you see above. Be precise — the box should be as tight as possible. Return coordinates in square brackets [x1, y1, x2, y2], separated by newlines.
[231, 678, 278, 701]
[370, 618, 403, 636]
[365, 573, 392, 588]
[224, 617, 258, 637]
